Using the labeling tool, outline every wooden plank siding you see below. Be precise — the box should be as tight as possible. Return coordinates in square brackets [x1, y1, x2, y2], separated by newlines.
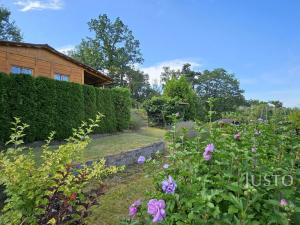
[0, 45, 84, 84]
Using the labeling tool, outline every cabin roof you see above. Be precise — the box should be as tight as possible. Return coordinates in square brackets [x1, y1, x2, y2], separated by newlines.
[0, 40, 113, 84]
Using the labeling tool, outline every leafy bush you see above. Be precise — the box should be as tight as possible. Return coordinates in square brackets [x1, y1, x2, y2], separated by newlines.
[144, 77, 201, 127]
[83, 84, 97, 122]
[0, 115, 120, 225]
[95, 88, 117, 133]
[175, 120, 198, 139]
[0, 73, 131, 145]
[143, 96, 183, 127]
[54, 80, 85, 140]
[288, 109, 300, 135]
[163, 76, 199, 120]
[112, 87, 131, 131]
[0, 73, 10, 144]
[126, 114, 300, 224]
[7, 74, 37, 142]
[34, 77, 57, 141]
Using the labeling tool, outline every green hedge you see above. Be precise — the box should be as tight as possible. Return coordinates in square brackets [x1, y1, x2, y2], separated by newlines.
[112, 87, 131, 130]
[0, 73, 131, 145]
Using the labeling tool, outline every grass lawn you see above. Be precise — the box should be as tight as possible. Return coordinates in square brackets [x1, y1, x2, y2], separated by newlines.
[30, 127, 166, 163]
[85, 157, 164, 225]
[83, 130, 164, 161]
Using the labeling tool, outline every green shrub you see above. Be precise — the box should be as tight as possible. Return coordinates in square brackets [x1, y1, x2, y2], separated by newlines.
[0, 116, 120, 225]
[83, 84, 97, 121]
[34, 77, 57, 141]
[95, 88, 116, 133]
[163, 76, 199, 120]
[288, 109, 300, 135]
[112, 87, 131, 131]
[54, 81, 85, 140]
[0, 73, 10, 144]
[7, 75, 37, 142]
[0, 73, 131, 144]
[175, 120, 198, 139]
[129, 117, 300, 224]
[143, 96, 183, 127]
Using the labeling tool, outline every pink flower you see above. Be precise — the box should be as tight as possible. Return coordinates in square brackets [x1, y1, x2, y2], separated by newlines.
[147, 199, 166, 223]
[234, 132, 241, 140]
[129, 200, 141, 217]
[203, 143, 214, 161]
[280, 199, 288, 207]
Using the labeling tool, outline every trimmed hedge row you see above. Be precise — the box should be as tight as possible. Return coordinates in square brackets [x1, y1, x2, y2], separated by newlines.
[0, 73, 131, 144]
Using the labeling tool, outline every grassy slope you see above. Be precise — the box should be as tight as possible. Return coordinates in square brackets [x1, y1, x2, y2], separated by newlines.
[86, 161, 160, 225]
[30, 127, 166, 163]
[83, 131, 162, 161]
[86, 128, 167, 224]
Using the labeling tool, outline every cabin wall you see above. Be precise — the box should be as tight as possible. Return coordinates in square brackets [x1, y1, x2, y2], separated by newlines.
[0, 46, 84, 84]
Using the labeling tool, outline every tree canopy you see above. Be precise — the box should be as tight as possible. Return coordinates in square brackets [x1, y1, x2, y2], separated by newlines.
[195, 68, 245, 118]
[0, 7, 22, 42]
[70, 14, 143, 86]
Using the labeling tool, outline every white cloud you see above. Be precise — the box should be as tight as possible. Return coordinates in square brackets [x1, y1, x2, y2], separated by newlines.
[140, 59, 202, 84]
[14, 0, 63, 12]
[57, 45, 75, 54]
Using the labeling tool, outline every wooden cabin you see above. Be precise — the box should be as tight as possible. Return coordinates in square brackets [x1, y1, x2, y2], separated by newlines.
[0, 41, 112, 86]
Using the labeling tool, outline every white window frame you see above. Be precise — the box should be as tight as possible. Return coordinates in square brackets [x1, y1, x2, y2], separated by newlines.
[11, 65, 33, 75]
[54, 73, 69, 82]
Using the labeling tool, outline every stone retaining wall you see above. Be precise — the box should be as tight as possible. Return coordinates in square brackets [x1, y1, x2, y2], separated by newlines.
[105, 141, 165, 166]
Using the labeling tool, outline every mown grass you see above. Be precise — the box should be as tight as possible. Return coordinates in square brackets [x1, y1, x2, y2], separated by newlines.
[29, 127, 166, 163]
[83, 131, 162, 161]
[85, 157, 165, 225]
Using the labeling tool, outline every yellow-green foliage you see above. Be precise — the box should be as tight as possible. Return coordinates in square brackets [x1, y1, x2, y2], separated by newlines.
[288, 109, 300, 130]
[0, 115, 120, 225]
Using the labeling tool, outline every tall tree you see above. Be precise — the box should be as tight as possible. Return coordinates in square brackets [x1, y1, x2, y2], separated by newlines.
[160, 66, 181, 86]
[127, 69, 160, 103]
[195, 68, 245, 119]
[0, 7, 22, 42]
[160, 63, 200, 88]
[70, 14, 143, 86]
[181, 63, 201, 88]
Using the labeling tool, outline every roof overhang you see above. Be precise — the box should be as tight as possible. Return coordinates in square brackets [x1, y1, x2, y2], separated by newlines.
[0, 40, 113, 84]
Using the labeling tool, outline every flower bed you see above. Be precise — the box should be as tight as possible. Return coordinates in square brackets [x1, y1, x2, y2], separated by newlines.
[123, 117, 300, 224]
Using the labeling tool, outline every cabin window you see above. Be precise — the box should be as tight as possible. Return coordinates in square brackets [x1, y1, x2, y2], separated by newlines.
[11, 66, 33, 75]
[54, 73, 69, 81]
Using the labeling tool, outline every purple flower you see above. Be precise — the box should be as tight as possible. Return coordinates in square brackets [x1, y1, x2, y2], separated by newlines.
[234, 132, 241, 140]
[203, 143, 214, 161]
[129, 200, 141, 217]
[162, 176, 177, 194]
[163, 163, 169, 169]
[137, 156, 146, 164]
[147, 199, 166, 223]
[205, 143, 214, 152]
[280, 199, 288, 207]
[251, 147, 257, 153]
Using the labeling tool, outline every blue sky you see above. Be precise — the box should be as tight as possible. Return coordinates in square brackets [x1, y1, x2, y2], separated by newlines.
[2, 0, 300, 107]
